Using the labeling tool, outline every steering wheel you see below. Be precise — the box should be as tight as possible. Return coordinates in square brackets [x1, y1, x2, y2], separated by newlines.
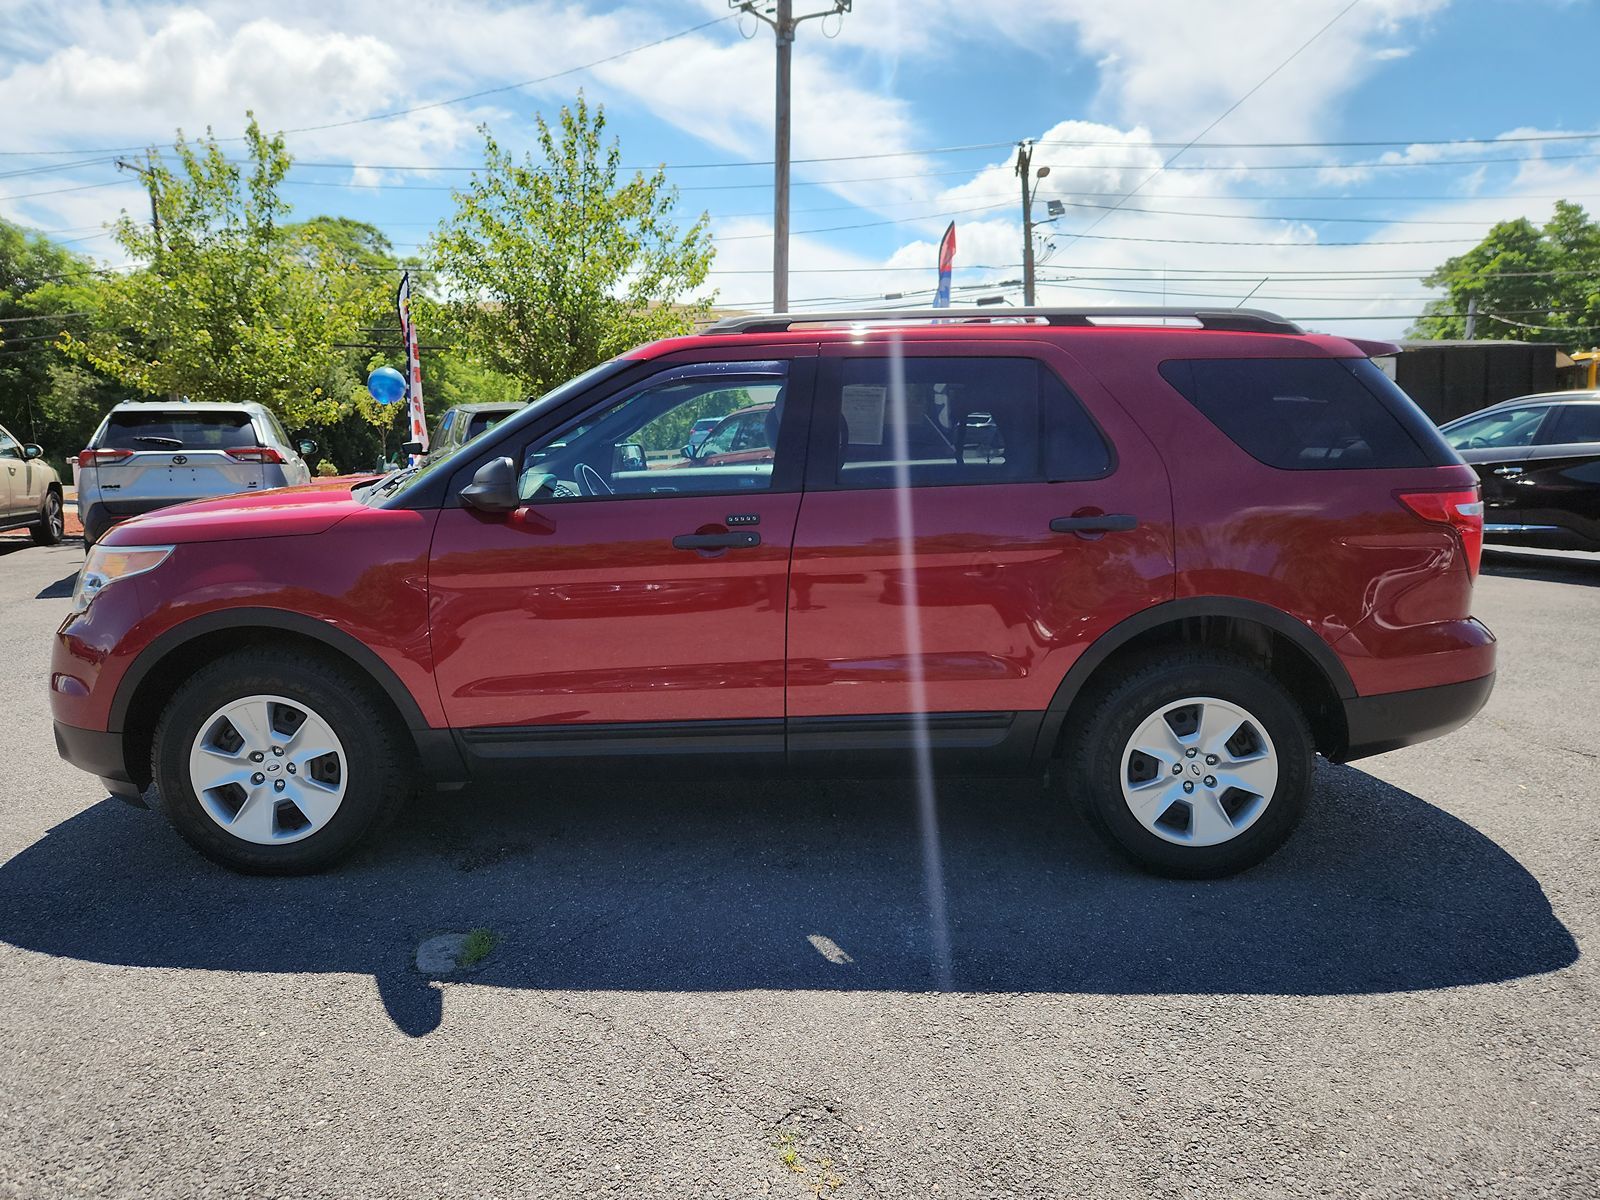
[576, 462, 613, 497]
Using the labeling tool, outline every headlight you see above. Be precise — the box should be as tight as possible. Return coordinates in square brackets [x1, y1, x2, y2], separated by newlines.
[71, 545, 174, 614]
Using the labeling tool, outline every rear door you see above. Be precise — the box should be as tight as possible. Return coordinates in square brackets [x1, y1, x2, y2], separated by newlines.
[1521, 401, 1600, 547]
[93, 409, 268, 516]
[0, 429, 21, 520]
[786, 338, 1174, 747]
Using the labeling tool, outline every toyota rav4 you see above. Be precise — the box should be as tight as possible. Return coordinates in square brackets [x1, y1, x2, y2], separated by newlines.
[50, 308, 1495, 878]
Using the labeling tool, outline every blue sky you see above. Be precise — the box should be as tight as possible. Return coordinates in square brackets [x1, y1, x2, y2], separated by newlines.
[3, 0, 1598, 336]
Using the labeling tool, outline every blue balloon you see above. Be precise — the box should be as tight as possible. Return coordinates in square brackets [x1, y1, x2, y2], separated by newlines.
[367, 366, 407, 405]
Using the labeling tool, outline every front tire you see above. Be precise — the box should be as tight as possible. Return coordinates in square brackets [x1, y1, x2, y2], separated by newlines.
[151, 649, 411, 874]
[1065, 650, 1314, 878]
[30, 489, 63, 545]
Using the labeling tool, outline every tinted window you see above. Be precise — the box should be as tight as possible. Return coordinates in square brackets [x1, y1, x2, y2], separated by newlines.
[1161, 358, 1434, 470]
[830, 357, 1109, 489]
[100, 410, 258, 450]
[1540, 404, 1600, 445]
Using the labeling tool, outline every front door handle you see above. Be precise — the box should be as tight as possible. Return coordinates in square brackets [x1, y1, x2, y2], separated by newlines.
[1050, 514, 1138, 535]
[1492, 466, 1524, 477]
[672, 530, 761, 551]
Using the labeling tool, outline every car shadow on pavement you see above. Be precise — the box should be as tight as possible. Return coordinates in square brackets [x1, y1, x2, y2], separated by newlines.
[0, 761, 1577, 1036]
[1482, 548, 1600, 587]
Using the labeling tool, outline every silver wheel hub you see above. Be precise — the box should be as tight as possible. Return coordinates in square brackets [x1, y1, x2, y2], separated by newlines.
[1119, 695, 1278, 847]
[187, 694, 347, 845]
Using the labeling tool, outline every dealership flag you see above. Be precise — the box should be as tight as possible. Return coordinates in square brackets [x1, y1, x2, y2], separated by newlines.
[396, 271, 429, 460]
[932, 221, 956, 308]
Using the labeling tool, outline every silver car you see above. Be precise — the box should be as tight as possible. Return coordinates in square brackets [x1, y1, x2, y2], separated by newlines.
[77, 402, 314, 549]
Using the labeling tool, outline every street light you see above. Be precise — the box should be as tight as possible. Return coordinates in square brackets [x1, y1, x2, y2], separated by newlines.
[1016, 145, 1052, 306]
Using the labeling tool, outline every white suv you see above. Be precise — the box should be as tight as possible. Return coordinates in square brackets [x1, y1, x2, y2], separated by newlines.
[77, 402, 315, 549]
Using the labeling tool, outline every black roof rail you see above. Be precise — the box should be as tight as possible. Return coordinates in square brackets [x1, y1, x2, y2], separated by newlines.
[703, 306, 1304, 336]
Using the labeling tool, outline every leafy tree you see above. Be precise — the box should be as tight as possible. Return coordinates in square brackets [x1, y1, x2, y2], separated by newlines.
[427, 94, 715, 396]
[63, 117, 372, 429]
[1411, 201, 1600, 343]
[0, 218, 122, 459]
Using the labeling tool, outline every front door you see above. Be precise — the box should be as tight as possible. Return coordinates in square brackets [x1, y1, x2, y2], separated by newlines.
[428, 353, 815, 735]
[1442, 403, 1550, 533]
[785, 339, 1174, 740]
[0, 429, 21, 520]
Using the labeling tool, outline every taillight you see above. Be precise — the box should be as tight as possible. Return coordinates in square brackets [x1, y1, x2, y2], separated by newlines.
[1398, 487, 1484, 578]
[76, 448, 133, 468]
[225, 447, 285, 464]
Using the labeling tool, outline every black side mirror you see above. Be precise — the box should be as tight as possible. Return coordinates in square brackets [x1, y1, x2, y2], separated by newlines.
[401, 440, 425, 457]
[460, 456, 520, 513]
[22, 444, 43, 461]
[297, 439, 317, 457]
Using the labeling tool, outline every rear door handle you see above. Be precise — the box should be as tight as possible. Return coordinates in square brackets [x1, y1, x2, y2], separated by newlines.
[672, 531, 762, 551]
[1050, 514, 1138, 534]
[1492, 466, 1524, 477]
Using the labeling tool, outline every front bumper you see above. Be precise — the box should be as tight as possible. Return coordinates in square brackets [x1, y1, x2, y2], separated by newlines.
[53, 720, 144, 803]
[1337, 672, 1495, 762]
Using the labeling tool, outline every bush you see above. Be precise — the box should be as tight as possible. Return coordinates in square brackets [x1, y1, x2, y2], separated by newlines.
[315, 460, 341, 477]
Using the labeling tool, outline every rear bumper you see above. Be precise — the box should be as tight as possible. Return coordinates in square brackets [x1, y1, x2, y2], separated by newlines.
[53, 720, 144, 802]
[1336, 672, 1495, 762]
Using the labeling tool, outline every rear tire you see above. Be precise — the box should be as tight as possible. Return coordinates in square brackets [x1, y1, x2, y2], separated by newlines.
[150, 649, 411, 874]
[30, 489, 63, 546]
[1064, 649, 1314, 878]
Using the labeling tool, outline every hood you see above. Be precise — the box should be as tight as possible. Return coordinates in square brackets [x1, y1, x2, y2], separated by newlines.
[100, 476, 380, 546]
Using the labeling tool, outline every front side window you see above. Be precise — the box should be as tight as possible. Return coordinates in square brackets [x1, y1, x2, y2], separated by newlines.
[1539, 404, 1600, 446]
[827, 356, 1110, 489]
[518, 365, 789, 501]
[1443, 406, 1549, 451]
[0, 432, 19, 460]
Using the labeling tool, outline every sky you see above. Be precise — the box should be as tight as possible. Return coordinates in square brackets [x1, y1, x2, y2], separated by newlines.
[2, 0, 1599, 339]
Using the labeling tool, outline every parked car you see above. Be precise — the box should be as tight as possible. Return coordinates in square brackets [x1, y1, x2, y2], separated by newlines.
[76, 402, 315, 550]
[1439, 391, 1600, 551]
[676, 402, 779, 470]
[682, 415, 723, 456]
[51, 307, 1495, 878]
[0, 421, 64, 545]
[429, 401, 524, 459]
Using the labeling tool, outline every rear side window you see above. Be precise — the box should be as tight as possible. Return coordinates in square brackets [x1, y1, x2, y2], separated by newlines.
[1159, 357, 1440, 470]
[1541, 404, 1600, 445]
[99, 410, 259, 451]
[829, 357, 1111, 489]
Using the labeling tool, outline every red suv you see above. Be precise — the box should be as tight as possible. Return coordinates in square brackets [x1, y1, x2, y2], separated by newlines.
[51, 308, 1494, 878]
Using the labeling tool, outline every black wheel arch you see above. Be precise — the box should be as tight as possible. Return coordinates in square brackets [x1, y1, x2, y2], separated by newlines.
[111, 607, 464, 788]
[1033, 597, 1357, 764]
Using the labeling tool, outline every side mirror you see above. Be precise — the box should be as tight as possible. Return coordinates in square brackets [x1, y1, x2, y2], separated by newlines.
[615, 441, 646, 472]
[297, 439, 318, 457]
[401, 440, 425, 457]
[22, 444, 43, 461]
[460, 456, 521, 513]
[681, 443, 699, 460]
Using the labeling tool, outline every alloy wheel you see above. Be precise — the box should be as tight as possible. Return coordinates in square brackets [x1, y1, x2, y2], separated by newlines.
[186, 694, 348, 845]
[1119, 695, 1279, 847]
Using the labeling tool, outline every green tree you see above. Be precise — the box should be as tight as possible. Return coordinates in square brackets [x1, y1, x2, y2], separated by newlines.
[64, 117, 372, 429]
[427, 94, 715, 396]
[1411, 201, 1600, 343]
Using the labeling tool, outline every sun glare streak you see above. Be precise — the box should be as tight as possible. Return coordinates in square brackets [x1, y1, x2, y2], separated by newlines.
[886, 331, 954, 991]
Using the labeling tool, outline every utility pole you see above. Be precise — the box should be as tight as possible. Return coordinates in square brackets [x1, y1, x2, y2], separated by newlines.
[1015, 142, 1049, 307]
[731, 0, 851, 313]
[114, 155, 162, 256]
[1465, 295, 1479, 340]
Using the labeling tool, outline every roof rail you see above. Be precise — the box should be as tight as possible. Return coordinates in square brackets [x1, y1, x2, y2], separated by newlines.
[703, 306, 1304, 336]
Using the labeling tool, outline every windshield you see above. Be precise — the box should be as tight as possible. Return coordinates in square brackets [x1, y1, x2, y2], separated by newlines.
[367, 358, 630, 506]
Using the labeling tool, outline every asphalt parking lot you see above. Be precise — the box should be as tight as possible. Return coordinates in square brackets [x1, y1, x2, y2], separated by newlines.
[1, 534, 1597, 1199]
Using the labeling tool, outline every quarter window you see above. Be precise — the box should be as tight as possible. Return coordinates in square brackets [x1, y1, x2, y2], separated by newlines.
[827, 357, 1111, 489]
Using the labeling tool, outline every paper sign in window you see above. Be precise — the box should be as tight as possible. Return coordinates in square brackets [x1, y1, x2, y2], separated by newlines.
[840, 385, 887, 445]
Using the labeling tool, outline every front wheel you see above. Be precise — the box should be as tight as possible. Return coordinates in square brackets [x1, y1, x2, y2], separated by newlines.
[151, 650, 411, 874]
[1065, 650, 1314, 878]
[30, 489, 63, 545]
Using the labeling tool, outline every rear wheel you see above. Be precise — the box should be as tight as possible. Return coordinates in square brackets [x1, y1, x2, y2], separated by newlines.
[30, 489, 63, 545]
[151, 649, 410, 874]
[1065, 650, 1313, 878]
